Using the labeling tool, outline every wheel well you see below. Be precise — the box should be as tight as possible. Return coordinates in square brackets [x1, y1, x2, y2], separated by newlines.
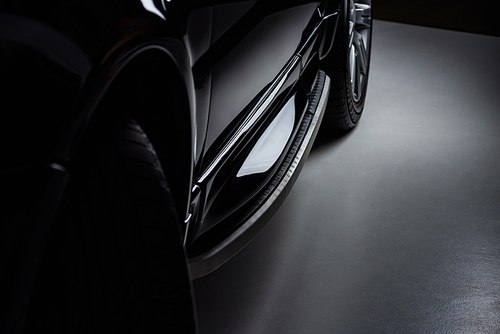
[92, 49, 192, 219]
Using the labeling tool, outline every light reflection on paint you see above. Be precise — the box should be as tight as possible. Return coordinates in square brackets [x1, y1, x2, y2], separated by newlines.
[140, 0, 166, 20]
[237, 95, 296, 177]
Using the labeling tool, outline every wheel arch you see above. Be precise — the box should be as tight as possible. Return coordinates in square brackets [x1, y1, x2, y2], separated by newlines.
[87, 46, 195, 221]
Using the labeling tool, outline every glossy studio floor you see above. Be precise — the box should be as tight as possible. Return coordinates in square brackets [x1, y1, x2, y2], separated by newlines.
[193, 20, 500, 333]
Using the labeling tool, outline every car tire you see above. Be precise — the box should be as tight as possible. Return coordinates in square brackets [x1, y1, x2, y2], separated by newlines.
[25, 118, 197, 333]
[322, 0, 373, 130]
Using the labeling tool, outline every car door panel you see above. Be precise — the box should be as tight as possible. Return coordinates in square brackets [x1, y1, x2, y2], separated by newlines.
[189, 1, 324, 249]
[205, 1, 320, 153]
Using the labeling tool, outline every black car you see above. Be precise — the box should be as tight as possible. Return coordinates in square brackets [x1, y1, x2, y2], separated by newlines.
[0, 0, 372, 332]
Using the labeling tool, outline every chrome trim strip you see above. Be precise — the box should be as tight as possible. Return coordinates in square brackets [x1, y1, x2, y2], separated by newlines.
[190, 74, 331, 279]
[297, 11, 339, 56]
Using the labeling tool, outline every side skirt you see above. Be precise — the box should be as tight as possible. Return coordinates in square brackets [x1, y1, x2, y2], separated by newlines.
[189, 71, 330, 279]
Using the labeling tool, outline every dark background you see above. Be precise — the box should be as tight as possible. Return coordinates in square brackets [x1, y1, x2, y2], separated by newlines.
[374, 0, 499, 37]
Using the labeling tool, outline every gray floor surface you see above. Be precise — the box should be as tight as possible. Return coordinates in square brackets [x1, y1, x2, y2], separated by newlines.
[193, 20, 500, 334]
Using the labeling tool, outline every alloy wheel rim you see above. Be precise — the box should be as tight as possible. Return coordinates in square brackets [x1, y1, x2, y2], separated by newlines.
[348, 0, 372, 104]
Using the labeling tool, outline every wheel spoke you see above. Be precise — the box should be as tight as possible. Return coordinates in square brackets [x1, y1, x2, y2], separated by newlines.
[349, 29, 369, 101]
[348, 0, 355, 36]
[354, 52, 362, 99]
[352, 30, 368, 75]
[347, 0, 372, 103]
[350, 46, 356, 88]
[354, 3, 371, 30]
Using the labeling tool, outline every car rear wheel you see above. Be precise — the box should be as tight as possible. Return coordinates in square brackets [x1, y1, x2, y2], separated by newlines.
[322, 0, 373, 130]
[25, 118, 197, 333]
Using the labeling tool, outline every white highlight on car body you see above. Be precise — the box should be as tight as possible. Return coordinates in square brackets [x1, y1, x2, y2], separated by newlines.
[140, 0, 166, 20]
[237, 96, 296, 177]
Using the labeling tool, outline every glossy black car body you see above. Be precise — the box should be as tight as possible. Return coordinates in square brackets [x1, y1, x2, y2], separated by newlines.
[1, 0, 372, 332]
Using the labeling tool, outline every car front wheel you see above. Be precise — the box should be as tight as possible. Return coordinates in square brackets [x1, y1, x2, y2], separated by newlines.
[25, 118, 197, 333]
